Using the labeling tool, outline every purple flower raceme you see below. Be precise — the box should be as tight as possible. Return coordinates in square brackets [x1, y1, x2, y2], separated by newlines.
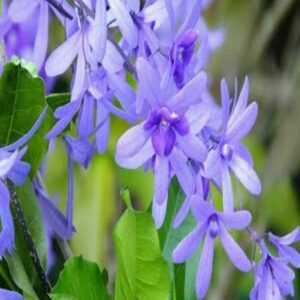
[116, 57, 208, 227]
[173, 200, 252, 299]
[250, 240, 296, 299]
[204, 77, 262, 211]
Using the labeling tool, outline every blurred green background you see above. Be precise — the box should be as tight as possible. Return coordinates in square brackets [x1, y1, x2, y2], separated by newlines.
[44, 0, 300, 299]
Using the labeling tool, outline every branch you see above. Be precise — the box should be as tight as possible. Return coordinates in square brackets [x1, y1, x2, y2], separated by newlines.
[7, 180, 52, 299]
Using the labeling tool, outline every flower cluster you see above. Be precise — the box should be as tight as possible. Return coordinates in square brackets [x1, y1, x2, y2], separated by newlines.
[1, 0, 299, 299]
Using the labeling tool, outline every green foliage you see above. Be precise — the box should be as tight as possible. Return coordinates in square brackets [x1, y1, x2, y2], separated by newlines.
[114, 205, 171, 300]
[5, 180, 47, 299]
[158, 180, 197, 300]
[46, 93, 70, 112]
[50, 256, 112, 300]
[0, 59, 54, 176]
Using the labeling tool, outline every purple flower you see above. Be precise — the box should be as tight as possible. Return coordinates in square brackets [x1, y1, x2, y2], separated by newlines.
[269, 227, 300, 268]
[8, 0, 51, 70]
[0, 288, 23, 300]
[173, 200, 252, 299]
[116, 57, 208, 227]
[45, 0, 107, 100]
[250, 241, 295, 299]
[205, 77, 261, 211]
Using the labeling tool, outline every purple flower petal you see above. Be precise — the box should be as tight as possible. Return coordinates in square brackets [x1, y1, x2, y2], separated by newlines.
[221, 163, 234, 212]
[221, 78, 230, 130]
[281, 246, 300, 268]
[169, 148, 194, 196]
[172, 221, 207, 263]
[102, 41, 124, 73]
[219, 222, 251, 272]
[152, 194, 168, 229]
[108, 0, 138, 48]
[192, 199, 215, 221]
[0, 288, 23, 300]
[269, 259, 295, 282]
[8, 161, 30, 185]
[116, 140, 154, 169]
[0, 150, 19, 177]
[234, 144, 253, 167]
[154, 156, 169, 205]
[176, 133, 207, 162]
[271, 227, 300, 246]
[136, 57, 162, 108]
[8, 0, 40, 22]
[185, 102, 210, 134]
[225, 102, 258, 143]
[96, 101, 110, 154]
[33, 1, 49, 71]
[116, 123, 150, 158]
[219, 210, 252, 230]
[45, 30, 80, 76]
[228, 76, 249, 129]
[230, 153, 262, 195]
[167, 71, 207, 113]
[173, 196, 191, 228]
[196, 233, 214, 299]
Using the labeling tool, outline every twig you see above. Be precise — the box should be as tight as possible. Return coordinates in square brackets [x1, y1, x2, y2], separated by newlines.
[46, 0, 73, 20]
[7, 180, 51, 299]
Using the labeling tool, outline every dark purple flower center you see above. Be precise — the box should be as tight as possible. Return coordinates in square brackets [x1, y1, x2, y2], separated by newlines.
[171, 29, 198, 88]
[220, 143, 233, 160]
[144, 107, 189, 156]
[208, 213, 219, 238]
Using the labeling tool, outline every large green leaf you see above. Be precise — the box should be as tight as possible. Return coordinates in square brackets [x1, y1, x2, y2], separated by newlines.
[5, 180, 47, 299]
[114, 207, 171, 300]
[50, 256, 112, 300]
[0, 59, 54, 176]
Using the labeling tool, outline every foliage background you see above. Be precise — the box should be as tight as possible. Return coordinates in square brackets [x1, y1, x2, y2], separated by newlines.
[43, 0, 300, 298]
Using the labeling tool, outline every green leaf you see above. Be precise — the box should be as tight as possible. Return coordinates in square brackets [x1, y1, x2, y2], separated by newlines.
[0, 60, 54, 176]
[158, 180, 196, 300]
[50, 256, 112, 300]
[46, 93, 70, 112]
[5, 180, 47, 299]
[114, 207, 171, 300]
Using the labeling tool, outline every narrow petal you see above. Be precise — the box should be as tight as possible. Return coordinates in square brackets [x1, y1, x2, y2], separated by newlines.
[116, 123, 149, 158]
[136, 57, 162, 108]
[221, 78, 230, 130]
[71, 45, 87, 101]
[219, 223, 251, 272]
[33, 1, 49, 71]
[234, 144, 253, 167]
[269, 259, 295, 282]
[228, 77, 249, 129]
[173, 196, 191, 228]
[221, 163, 234, 212]
[176, 133, 207, 162]
[169, 148, 194, 196]
[102, 41, 124, 73]
[108, 0, 138, 48]
[88, 0, 107, 62]
[45, 31, 80, 76]
[219, 210, 252, 230]
[192, 199, 215, 221]
[96, 101, 110, 154]
[77, 97, 94, 138]
[185, 102, 210, 134]
[154, 156, 169, 204]
[0, 150, 18, 177]
[116, 140, 154, 169]
[172, 222, 207, 263]
[281, 246, 300, 268]
[8, 0, 39, 22]
[167, 71, 207, 113]
[225, 102, 258, 143]
[275, 227, 300, 245]
[8, 161, 30, 185]
[196, 233, 215, 299]
[230, 153, 262, 195]
[152, 195, 168, 229]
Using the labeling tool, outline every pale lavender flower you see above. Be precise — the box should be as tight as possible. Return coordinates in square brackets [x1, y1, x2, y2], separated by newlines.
[269, 228, 300, 268]
[116, 57, 208, 227]
[250, 241, 295, 300]
[205, 77, 261, 211]
[173, 200, 252, 299]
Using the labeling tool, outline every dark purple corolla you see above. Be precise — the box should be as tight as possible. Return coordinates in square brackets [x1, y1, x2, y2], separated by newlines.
[116, 57, 208, 227]
[205, 77, 261, 211]
[173, 200, 252, 299]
